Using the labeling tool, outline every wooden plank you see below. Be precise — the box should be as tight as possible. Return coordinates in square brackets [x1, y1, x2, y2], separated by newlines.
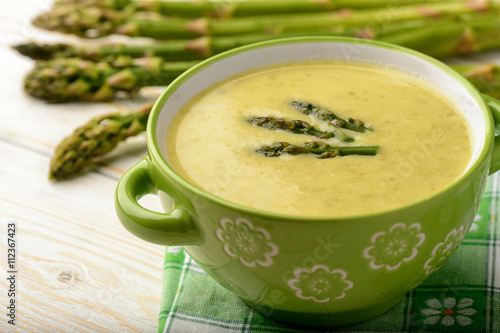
[0, 140, 165, 332]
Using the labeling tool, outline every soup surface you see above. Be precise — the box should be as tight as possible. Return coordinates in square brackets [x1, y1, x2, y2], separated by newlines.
[166, 61, 472, 217]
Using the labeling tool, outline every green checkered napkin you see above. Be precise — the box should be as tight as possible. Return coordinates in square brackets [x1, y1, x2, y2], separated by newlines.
[159, 175, 500, 333]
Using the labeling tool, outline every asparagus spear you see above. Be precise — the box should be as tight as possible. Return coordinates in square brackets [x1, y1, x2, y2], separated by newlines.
[247, 116, 353, 142]
[33, 1, 497, 39]
[13, 40, 208, 61]
[14, 29, 356, 61]
[53, 0, 462, 18]
[17, 11, 500, 61]
[26, 59, 500, 105]
[24, 56, 197, 103]
[379, 16, 500, 58]
[49, 102, 154, 180]
[291, 101, 371, 133]
[256, 141, 379, 158]
[32, 4, 132, 38]
[452, 64, 500, 100]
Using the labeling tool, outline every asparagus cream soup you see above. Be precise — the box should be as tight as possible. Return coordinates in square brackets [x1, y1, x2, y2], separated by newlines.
[166, 61, 472, 217]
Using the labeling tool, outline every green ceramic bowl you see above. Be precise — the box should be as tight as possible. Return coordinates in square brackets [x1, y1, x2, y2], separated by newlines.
[115, 37, 500, 327]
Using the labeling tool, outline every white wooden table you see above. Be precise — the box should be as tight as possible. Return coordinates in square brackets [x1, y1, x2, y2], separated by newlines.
[0, 1, 168, 332]
[2, 1, 500, 332]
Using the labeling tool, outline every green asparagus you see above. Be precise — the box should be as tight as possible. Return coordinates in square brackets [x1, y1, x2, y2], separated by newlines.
[24, 56, 197, 103]
[25, 58, 500, 105]
[33, 1, 498, 38]
[256, 141, 379, 158]
[379, 15, 500, 58]
[49, 102, 154, 180]
[52, 0, 464, 18]
[32, 4, 133, 38]
[13, 39, 208, 61]
[14, 30, 355, 61]
[17, 11, 500, 63]
[22, 51, 500, 104]
[247, 116, 353, 141]
[291, 101, 371, 133]
[452, 63, 500, 99]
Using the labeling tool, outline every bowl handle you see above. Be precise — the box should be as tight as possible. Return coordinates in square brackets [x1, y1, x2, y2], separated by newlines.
[115, 157, 201, 245]
[482, 94, 500, 175]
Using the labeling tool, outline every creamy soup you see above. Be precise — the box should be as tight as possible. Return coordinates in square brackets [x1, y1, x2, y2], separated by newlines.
[166, 61, 472, 217]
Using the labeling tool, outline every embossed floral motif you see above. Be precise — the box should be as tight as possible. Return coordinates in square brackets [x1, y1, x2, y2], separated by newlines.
[216, 218, 278, 267]
[363, 223, 426, 270]
[424, 226, 467, 275]
[421, 297, 476, 327]
[288, 265, 353, 303]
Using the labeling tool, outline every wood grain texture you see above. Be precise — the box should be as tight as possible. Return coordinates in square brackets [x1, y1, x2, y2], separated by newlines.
[0, 140, 165, 332]
[0, 1, 169, 331]
[2, 0, 500, 332]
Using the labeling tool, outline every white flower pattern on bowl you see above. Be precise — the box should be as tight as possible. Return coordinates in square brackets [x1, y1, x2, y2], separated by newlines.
[363, 223, 425, 270]
[216, 218, 278, 267]
[288, 265, 353, 303]
[423, 226, 466, 275]
[421, 297, 476, 327]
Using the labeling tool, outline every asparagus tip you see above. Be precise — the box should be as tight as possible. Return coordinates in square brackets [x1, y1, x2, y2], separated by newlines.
[12, 42, 39, 59]
[49, 102, 152, 181]
[106, 68, 138, 89]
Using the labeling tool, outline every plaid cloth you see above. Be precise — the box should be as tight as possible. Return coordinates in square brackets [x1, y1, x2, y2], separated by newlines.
[159, 174, 499, 333]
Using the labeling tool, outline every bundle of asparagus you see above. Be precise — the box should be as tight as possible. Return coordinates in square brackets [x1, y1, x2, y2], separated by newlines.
[33, 1, 497, 39]
[16, 0, 500, 180]
[16, 0, 500, 104]
[13, 13, 500, 62]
